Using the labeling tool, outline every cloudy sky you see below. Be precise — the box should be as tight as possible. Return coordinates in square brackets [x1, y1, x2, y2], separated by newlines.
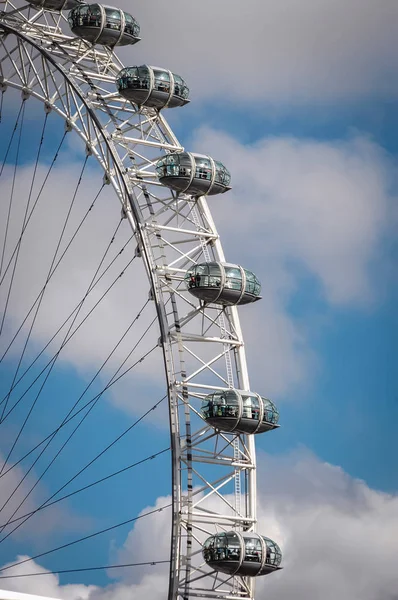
[0, 1, 397, 599]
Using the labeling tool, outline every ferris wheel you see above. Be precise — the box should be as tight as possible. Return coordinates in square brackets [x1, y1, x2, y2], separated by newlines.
[0, 1, 282, 599]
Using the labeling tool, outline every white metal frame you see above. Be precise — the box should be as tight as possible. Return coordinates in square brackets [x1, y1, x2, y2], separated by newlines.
[0, 4, 258, 599]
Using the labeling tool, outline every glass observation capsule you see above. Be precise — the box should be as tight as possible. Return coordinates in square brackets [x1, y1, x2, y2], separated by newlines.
[185, 262, 261, 306]
[203, 532, 282, 577]
[156, 152, 231, 197]
[68, 4, 140, 47]
[116, 66, 189, 109]
[29, 0, 82, 9]
[201, 389, 279, 434]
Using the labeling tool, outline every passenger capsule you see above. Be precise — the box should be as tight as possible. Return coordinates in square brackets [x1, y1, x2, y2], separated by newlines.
[116, 66, 189, 109]
[156, 152, 231, 197]
[185, 262, 261, 306]
[68, 4, 140, 47]
[29, 0, 82, 9]
[203, 532, 282, 577]
[201, 389, 279, 434]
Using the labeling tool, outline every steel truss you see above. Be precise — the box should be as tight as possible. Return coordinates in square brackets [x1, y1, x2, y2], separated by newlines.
[0, 4, 257, 599]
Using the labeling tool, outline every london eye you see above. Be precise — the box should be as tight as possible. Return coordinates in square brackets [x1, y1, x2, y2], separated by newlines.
[0, 2, 282, 598]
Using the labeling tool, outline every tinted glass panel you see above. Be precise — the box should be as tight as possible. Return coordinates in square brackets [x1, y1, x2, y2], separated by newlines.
[173, 75, 186, 98]
[215, 534, 226, 548]
[207, 390, 239, 418]
[224, 266, 242, 291]
[208, 263, 221, 276]
[262, 537, 282, 566]
[187, 262, 221, 288]
[244, 537, 262, 562]
[195, 157, 211, 168]
[124, 15, 139, 36]
[105, 8, 120, 18]
[138, 65, 149, 78]
[214, 161, 231, 186]
[70, 4, 101, 26]
[241, 394, 260, 419]
[261, 398, 279, 424]
[244, 269, 260, 295]
[104, 7, 121, 29]
[153, 69, 171, 92]
[173, 75, 189, 99]
[153, 69, 170, 81]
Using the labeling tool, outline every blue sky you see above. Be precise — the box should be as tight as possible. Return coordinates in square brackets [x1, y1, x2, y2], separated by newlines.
[180, 104, 398, 493]
[0, 1, 397, 599]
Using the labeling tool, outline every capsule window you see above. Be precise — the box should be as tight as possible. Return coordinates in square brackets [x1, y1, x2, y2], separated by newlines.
[241, 394, 260, 420]
[208, 534, 228, 561]
[187, 264, 209, 289]
[156, 155, 181, 178]
[201, 398, 211, 419]
[118, 68, 134, 89]
[195, 158, 212, 181]
[153, 69, 171, 93]
[137, 66, 149, 89]
[224, 390, 240, 417]
[262, 537, 282, 566]
[124, 12, 139, 36]
[104, 7, 121, 30]
[244, 269, 260, 295]
[188, 264, 214, 288]
[224, 266, 242, 291]
[69, 4, 99, 28]
[204, 537, 214, 550]
[262, 399, 279, 425]
[263, 408, 274, 423]
[244, 537, 262, 562]
[214, 161, 231, 186]
[225, 532, 241, 560]
[213, 391, 238, 418]
[203, 536, 215, 562]
[207, 263, 221, 287]
[88, 4, 100, 20]
[173, 75, 188, 99]
[166, 165, 179, 176]
[209, 393, 226, 418]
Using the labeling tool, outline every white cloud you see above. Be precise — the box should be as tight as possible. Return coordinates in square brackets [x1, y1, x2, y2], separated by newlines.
[112, 495, 171, 586]
[0, 555, 96, 599]
[1, 127, 394, 402]
[97, 451, 398, 600]
[192, 129, 392, 306]
[255, 450, 398, 600]
[183, 129, 394, 395]
[116, 0, 398, 105]
[89, 452, 398, 600]
[0, 161, 166, 420]
[3, 451, 397, 600]
[0, 452, 90, 545]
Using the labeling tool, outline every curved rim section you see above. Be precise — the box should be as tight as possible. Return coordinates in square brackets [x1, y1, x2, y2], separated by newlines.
[0, 20, 181, 597]
[0, 10, 259, 600]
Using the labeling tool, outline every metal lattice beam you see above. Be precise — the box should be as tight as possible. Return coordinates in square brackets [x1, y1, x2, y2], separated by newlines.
[0, 4, 258, 598]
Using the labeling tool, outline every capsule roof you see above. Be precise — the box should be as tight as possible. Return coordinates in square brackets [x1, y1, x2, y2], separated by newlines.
[29, 0, 82, 9]
[202, 389, 279, 434]
[68, 3, 140, 47]
[186, 262, 261, 306]
[116, 65, 189, 109]
[156, 152, 231, 197]
[203, 532, 282, 577]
